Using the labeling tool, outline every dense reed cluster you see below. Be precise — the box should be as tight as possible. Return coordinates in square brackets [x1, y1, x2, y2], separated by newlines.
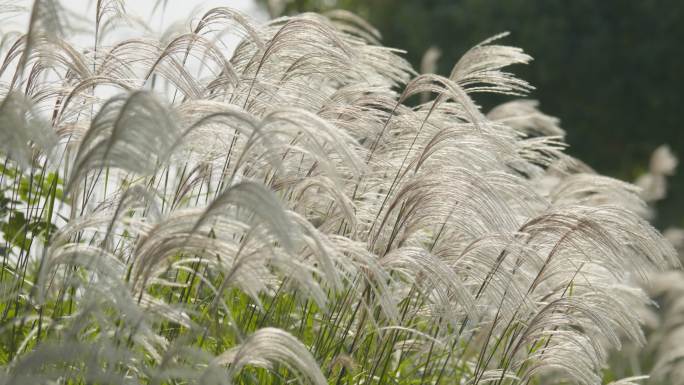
[608, 146, 684, 384]
[0, 1, 678, 384]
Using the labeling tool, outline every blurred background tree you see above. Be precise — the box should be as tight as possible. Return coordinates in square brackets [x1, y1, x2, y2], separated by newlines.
[262, 0, 684, 229]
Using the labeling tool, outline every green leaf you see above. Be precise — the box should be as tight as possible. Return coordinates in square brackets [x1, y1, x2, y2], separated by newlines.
[2, 211, 29, 251]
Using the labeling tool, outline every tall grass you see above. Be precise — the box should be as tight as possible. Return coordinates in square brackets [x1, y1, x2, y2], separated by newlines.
[605, 146, 683, 384]
[0, 1, 678, 384]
